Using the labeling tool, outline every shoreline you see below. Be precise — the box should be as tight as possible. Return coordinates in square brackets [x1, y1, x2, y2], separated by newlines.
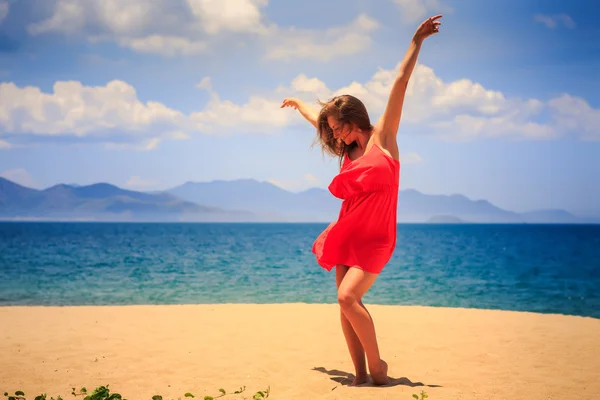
[2, 219, 599, 224]
[2, 302, 599, 320]
[2, 304, 599, 400]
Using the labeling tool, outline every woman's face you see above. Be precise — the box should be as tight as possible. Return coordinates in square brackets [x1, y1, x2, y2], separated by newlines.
[327, 116, 359, 145]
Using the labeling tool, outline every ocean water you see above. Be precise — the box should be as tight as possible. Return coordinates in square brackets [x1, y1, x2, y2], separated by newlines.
[0, 222, 599, 319]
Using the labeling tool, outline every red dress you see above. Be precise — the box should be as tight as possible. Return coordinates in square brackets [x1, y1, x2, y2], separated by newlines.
[312, 143, 400, 274]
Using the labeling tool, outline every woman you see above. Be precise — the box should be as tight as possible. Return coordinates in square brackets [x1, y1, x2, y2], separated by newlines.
[281, 15, 442, 386]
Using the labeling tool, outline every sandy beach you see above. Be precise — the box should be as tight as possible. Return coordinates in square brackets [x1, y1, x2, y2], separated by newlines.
[2, 304, 599, 400]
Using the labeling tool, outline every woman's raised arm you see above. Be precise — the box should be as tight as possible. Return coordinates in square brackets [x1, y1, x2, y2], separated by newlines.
[281, 98, 320, 129]
[375, 15, 442, 141]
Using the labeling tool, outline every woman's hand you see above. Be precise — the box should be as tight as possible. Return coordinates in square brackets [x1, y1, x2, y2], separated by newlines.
[280, 97, 319, 128]
[280, 98, 301, 110]
[413, 14, 442, 43]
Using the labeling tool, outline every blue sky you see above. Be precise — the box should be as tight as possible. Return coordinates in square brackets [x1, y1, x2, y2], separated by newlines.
[0, 0, 599, 217]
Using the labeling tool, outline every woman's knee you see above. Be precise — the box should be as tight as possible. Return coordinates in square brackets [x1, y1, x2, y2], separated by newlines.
[337, 288, 357, 309]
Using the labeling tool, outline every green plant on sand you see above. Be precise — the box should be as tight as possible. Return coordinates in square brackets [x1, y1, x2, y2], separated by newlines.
[3, 384, 271, 400]
[412, 390, 428, 399]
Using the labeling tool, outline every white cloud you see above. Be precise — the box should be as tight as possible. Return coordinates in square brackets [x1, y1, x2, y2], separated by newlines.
[534, 13, 576, 29]
[430, 79, 507, 115]
[191, 80, 299, 134]
[0, 168, 37, 187]
[126, 175, 158, 189]
[26, 0, 377, 60]
[548, 94, 600, 141]
[393, 0, 452, 24]
[27, 0, 266, 56]
[165, 131, 191, 140]
[0, 0, 9, 25]
[196, 77, 213, 91]
[142, 137, 161, 150]
[28, 0, 272, 37]
[0, 139, 11, 149]
[433, 114, 557, 142]
[119, 35, 208, 56]
[264, 14, 379, 62]
[0, 80, 190, 147]
[2, 63, 598, 147]
[27, 0, 206, 56]
[290, 74, 331, 95]
[27, 0, 84, 35]
[0, 75, 300, 146]
[195, 62, 599, 141]
[186, 0, 269, 35]
[29, 0, 168, 36]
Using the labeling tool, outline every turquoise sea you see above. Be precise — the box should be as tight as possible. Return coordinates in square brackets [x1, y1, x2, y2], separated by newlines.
[0, 222, 599, 319]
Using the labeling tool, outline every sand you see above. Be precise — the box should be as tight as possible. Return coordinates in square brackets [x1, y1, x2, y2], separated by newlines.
[1, 304, 599, 400]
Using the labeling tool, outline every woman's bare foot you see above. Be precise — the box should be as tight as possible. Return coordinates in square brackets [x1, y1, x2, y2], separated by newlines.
[349, 374, 369, 386]
[370, 359, 389, 386]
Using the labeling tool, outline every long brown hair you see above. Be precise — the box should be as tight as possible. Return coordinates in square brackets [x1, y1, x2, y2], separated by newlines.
[314, 95, 373, 167]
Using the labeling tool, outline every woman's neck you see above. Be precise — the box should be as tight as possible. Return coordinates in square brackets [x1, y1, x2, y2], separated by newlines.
[356, 130, 372, 150]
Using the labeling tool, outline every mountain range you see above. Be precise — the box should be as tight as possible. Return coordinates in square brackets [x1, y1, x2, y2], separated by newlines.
[0, 177, 596, 224]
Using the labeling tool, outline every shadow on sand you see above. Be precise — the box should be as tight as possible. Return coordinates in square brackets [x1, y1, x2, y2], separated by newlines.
[312, 367, 443, 389]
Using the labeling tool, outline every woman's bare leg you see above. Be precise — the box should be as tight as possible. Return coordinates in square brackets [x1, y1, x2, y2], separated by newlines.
[337, 266, 389, 385]
[336, 265, 368, 385]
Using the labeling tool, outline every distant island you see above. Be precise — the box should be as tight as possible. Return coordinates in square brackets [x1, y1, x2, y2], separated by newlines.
[427, 215, 465, 223]
[0, 177, 597, 224]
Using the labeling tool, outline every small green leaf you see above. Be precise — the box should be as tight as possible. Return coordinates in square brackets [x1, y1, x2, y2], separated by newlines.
[413, 395, 419, 399]
[204, 396, 214, 400]
[15, 392, 24, 396]
[184, 393, 195, 398]
[219, 389, 225, 395]
[152, 396, 163, 400]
